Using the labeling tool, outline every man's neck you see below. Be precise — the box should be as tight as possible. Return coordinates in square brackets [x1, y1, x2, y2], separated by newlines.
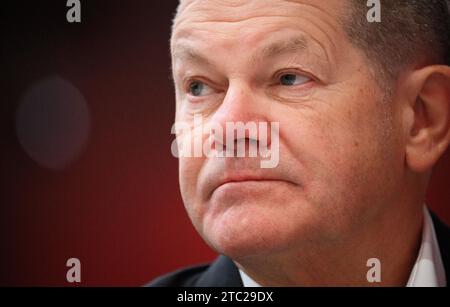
[233, 203, 424, 286]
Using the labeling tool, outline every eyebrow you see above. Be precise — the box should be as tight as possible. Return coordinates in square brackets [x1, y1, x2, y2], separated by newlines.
[172, 43, 213, 66]
[172, 35, 309, 67]
[254, 36, 308, 62]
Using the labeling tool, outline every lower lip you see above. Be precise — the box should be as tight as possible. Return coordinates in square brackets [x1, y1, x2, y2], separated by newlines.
[212, 180, 290, 197]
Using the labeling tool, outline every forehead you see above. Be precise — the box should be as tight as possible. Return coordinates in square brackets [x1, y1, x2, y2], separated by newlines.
[171, 0, 346, 63]
[174, 0, 344, 24]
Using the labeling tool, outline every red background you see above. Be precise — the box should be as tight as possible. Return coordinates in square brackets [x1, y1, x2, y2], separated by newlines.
[1, 0, 449, 286]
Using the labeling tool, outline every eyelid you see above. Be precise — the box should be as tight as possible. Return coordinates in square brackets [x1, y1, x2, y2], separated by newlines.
[183, 76, 217, 93]
[182, 77, 226, 102]
[274, 69, 316, 83]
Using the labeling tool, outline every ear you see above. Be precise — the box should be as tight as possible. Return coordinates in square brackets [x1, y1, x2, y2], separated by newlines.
[404, 65, 450, 173]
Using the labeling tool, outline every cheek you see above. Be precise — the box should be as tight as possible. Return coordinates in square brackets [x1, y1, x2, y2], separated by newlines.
[278, 89, 398, 216]
[179, 157, 204, 218]
[176, 120, 210, 216]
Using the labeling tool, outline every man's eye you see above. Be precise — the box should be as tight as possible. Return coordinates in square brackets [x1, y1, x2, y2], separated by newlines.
[187, 81, 214, 97]
[279, 73, 311, 86]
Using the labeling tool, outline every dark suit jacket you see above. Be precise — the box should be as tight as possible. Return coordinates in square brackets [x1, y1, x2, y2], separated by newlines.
[147, 213, 450, 287]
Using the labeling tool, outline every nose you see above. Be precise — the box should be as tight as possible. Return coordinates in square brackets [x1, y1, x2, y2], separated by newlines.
[207, 80, 273, 151]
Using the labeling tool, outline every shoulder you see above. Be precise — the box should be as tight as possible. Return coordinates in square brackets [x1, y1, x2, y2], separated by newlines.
[146, 263, 210, 287]
[146, 255, 243, 287]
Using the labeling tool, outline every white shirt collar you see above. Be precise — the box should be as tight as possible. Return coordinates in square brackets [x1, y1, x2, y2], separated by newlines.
[406, 207, 446, 286]
[239, 207, 446, 287]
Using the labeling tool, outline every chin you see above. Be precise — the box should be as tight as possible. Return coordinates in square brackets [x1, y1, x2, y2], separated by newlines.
[207, 231, 282, 260]
[199, 203, 300, 259]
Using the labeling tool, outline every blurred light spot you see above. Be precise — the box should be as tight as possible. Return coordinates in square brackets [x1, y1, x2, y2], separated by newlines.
[16, 76, 91, 170]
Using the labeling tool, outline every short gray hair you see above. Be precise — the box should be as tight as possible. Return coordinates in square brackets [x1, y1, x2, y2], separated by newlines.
[345, 0, 450, 85]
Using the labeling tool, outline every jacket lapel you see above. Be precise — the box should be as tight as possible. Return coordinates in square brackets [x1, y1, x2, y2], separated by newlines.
[195, 255, 243, 287]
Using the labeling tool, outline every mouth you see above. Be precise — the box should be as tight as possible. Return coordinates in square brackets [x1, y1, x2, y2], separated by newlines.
[210, 174, 297, 198]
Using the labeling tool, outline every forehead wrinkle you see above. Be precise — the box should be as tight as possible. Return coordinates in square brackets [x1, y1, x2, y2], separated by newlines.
[172, 43, 213, 67]
[173, 0, 345, 69]
[250, 36, 308, 64]
[172, 34, 331, 80]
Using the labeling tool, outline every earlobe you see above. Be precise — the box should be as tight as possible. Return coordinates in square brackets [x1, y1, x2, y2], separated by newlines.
[405, 65, 450, 173]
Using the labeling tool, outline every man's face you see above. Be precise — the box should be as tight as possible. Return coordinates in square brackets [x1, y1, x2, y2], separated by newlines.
[171, 0, 405, 259]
